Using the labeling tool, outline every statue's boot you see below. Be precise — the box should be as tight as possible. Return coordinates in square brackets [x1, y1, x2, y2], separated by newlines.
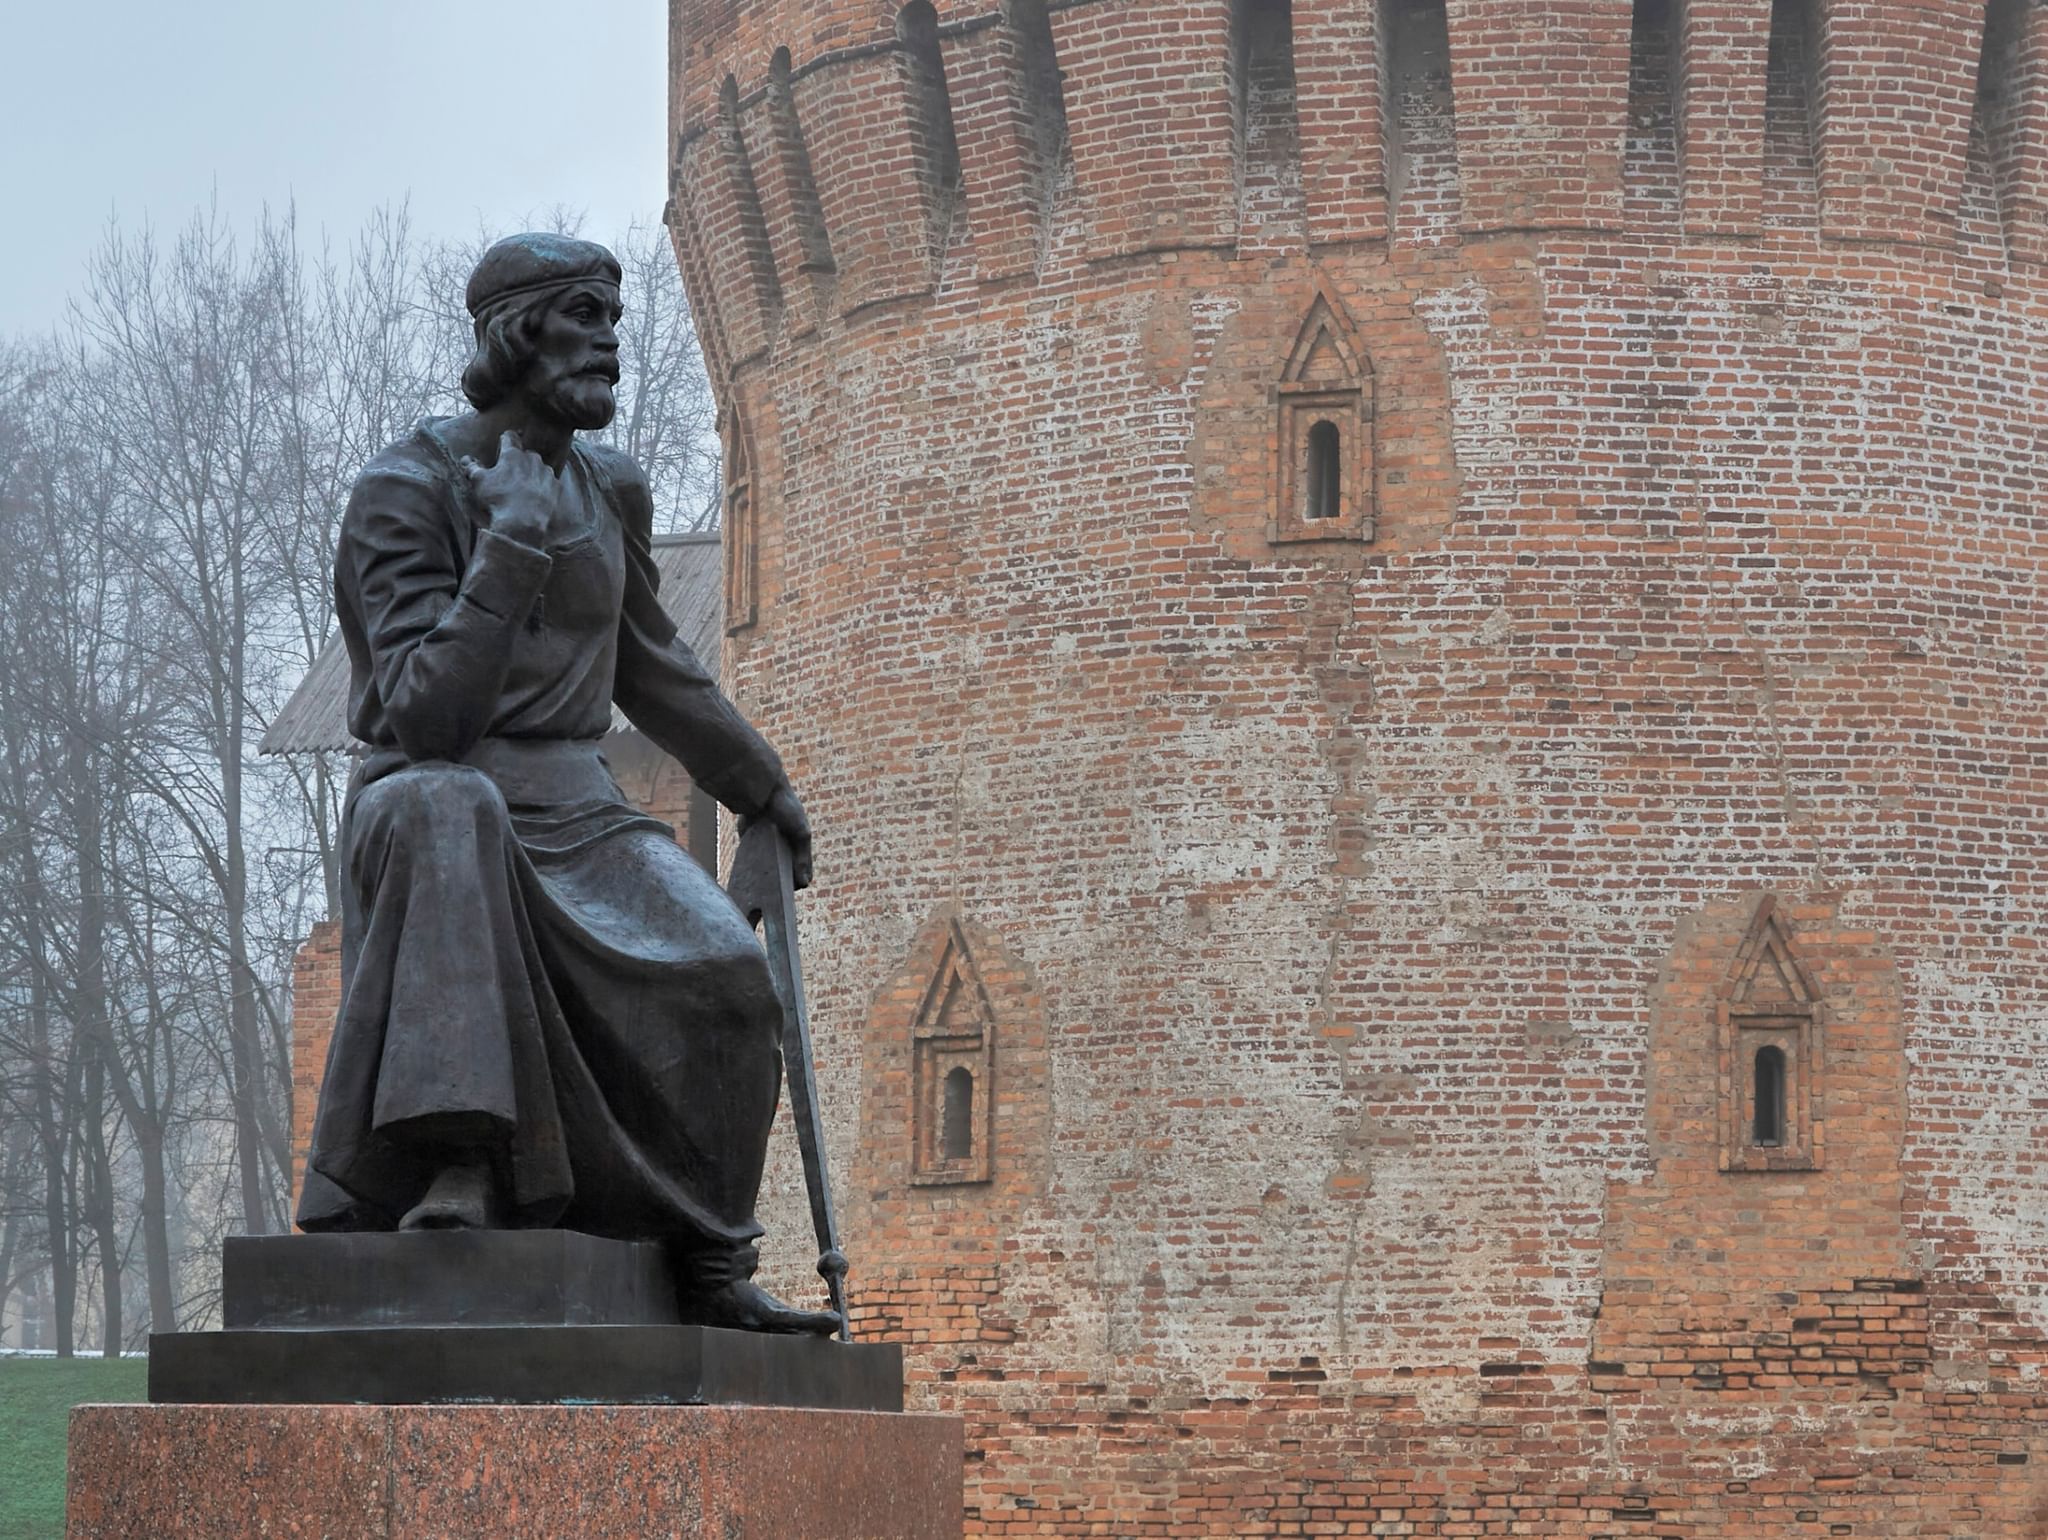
[686, 1277, 842, 1336]
[398, 1160, 500, 1231]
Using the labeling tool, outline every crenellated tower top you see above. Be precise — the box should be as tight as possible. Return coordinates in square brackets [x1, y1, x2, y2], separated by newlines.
[668, 0, 2048, 387]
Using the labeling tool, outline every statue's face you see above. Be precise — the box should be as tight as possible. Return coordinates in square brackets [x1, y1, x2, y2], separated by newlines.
[523, 282, 622, 431]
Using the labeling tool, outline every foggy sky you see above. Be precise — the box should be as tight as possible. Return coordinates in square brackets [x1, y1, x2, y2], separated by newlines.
[1, 0, 669, 336]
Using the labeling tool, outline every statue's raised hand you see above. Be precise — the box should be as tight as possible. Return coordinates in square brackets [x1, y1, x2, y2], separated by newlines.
[463, 431, 566, 549]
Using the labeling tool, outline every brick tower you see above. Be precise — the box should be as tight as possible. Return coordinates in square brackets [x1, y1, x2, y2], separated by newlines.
[668, 0, 2048, 1530]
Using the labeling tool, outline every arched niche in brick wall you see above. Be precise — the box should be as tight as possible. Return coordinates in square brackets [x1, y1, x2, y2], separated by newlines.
[1272, 288, 1374, 546]
[908, 920, 995, 1186]
[853, 908, 1052, 1253]
[1718, 895, 1823, 1173]
[1186, 269, 1465, 565]
[1596, 892, 1911, 1395]
[722, 406, 758, 634]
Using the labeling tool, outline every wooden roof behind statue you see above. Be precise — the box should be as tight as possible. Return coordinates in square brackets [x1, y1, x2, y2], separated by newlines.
[260, 532, 722, 758]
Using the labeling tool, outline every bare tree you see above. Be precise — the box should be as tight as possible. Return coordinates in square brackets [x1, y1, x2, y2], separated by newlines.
[0, 343, 92, 1352]
[0, 202, 722, 1349]
[66, 211, 295, 1237]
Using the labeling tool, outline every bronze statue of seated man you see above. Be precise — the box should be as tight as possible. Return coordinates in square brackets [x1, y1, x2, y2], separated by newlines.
[294, 232, 836, 1335]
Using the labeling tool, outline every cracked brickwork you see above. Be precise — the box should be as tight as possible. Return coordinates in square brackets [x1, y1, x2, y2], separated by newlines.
[666, 0, 2048, 1528]
[306, 0, 2048, 1529]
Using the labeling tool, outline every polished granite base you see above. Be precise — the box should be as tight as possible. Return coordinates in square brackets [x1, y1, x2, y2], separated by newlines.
[69, 1403, 962, 1539]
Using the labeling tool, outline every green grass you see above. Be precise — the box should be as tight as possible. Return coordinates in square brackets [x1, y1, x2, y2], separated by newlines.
[0, 1357, 148, 1540]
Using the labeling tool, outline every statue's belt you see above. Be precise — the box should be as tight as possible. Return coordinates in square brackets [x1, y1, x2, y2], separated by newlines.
[356, 737, 627, 809]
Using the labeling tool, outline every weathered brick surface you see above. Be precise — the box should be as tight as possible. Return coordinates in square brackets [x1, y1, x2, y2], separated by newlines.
[1292, 0, 1390, 247]
[1052, 0, 1241, 260]
[1673, 0, 1773, 236]
[938, 24, 1041, 285]
[287, 919, 341, 1219]
[1812, 0, 1986, 244]
[673, 105, 782, 366]
[668, 0, 2048, 1525]
[311, 3, 2048, 1528]
[790, 47, 946, 316]
[734, 59, 834, 338]
[1442, 0, 1635, 232]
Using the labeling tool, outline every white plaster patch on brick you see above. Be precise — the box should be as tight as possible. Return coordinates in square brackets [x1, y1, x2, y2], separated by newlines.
[1344, 1156, 1588, 1359]
[1654, 1403, 1864, 1482]
[1908, 954, 2048, 1346]
[1354, 1367, 1486, 1424]
[1141, 291, 1242, 498]
[1411, 275, 1508, 497]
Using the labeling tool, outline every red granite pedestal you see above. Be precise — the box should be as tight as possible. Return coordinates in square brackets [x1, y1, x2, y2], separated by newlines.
[67, 1402, 963, 1539]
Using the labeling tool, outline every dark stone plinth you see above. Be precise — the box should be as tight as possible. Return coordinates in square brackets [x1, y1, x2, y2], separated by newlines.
[68, 1403, 964, 1539]
[223, 1230, 678, 1328]
[164, 1230, 897, 1409]
[150, 1322, 901, 1409]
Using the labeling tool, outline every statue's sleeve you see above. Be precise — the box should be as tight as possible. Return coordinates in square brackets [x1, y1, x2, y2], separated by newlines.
[608, 463, 788, 816]
[339, 461, 553, 762]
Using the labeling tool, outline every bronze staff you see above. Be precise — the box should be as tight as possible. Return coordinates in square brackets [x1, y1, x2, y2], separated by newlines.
[729, 819, 852, 1342]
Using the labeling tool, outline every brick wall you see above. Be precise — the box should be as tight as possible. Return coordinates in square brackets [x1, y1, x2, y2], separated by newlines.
[672, 0, 2048, 1530]
[287, 919, 342, 1218]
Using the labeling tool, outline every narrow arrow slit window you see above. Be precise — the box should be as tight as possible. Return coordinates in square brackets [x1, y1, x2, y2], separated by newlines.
[1305, 420, 1341, 520]
[1752, 1045, 1786, 1147]
[942, 1068, 974, 1162]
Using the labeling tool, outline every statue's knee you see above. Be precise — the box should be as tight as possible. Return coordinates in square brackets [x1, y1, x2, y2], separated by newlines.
[709, 952, 782, 1039]
[357, 764, 509, 842]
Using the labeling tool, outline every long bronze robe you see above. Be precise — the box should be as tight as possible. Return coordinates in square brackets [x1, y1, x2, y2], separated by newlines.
[296, 420, 786, 1266]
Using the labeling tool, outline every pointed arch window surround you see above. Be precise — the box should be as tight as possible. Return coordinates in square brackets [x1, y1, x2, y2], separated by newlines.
[1273, 289, 1374, 545]
[1718, 896, 1823, 1172]
[722, 409, 757, 634]
[911, 920, 995, 1185]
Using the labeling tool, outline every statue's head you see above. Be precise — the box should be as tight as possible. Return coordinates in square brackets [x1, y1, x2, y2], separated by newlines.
[461, 233, 624, 430]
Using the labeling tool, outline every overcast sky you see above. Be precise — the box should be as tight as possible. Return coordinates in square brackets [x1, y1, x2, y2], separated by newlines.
[1, 0, 669, 337]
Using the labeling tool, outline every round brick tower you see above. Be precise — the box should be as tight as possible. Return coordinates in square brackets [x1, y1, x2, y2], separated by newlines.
[668, 0, 2048, 1529]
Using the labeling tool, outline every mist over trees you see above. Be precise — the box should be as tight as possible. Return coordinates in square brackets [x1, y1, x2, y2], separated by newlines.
[0, 205, 718, 1353]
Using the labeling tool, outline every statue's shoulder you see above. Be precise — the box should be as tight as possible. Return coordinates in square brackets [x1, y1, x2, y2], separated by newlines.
[341, 422, 464, 533]
[576, 442, 655, 545]
[579, 440, 651, 500]
[360, 419, 460, 487]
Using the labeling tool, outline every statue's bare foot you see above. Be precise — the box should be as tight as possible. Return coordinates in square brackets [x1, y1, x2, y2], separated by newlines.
[685, 1279, 841, 1335]
[398, 1160, 498, 1231]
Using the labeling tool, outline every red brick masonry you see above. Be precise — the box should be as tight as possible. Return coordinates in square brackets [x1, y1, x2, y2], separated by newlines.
[287, 0, 2048, 1526]
[654, 0, 2048, 1531]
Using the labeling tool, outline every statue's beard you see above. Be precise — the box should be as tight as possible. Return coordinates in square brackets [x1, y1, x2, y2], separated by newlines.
[535, 371, 618, 431]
